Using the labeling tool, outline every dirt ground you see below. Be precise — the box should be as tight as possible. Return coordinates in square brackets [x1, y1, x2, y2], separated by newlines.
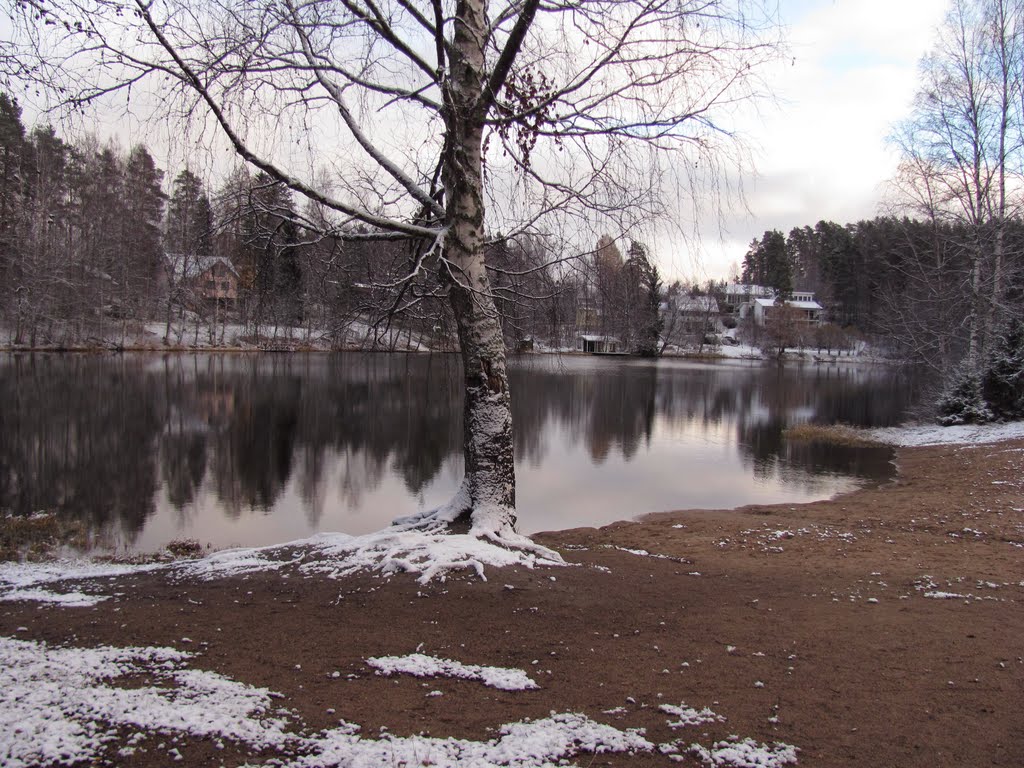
[2, 439, 1023, 767]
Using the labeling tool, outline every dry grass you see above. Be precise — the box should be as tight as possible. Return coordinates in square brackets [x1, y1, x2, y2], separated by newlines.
[782, 423, 882, 447]
[0, 513, 88, 561]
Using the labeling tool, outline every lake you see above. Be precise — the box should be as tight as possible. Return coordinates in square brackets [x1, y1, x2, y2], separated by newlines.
[0, 353, 921, 554]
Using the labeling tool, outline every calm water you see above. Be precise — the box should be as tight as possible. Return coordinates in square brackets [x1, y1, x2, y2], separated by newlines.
[0, 353, 920, 553]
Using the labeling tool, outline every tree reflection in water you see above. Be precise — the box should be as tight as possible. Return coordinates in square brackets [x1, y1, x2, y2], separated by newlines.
[0, 354, 919, 552]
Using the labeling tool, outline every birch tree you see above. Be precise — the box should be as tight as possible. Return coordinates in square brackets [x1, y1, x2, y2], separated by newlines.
[891, 0, 1023, 369]
[12, 0, 779, 545]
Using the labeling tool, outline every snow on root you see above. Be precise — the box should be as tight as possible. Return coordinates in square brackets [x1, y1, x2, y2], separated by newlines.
[0, 636, 294, 768]
[173, 518, 565, 584]
[292, 712, 653, 768]
[293, 524, 564, 584]
[366, 653, 539, 691]
[689, 737, 799, 767]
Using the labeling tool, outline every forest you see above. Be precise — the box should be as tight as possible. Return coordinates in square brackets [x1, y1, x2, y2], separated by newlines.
[0, 91, 667, 354]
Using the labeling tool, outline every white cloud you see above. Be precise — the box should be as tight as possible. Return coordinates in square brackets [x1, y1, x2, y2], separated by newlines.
[668, 0, 949, 281]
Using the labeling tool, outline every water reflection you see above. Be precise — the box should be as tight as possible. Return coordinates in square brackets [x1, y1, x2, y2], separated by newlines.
[0, 353, 918, 552]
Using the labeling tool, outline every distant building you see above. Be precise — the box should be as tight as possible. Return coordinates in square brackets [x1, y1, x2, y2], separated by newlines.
[576, 334, 622, 354]
[164, 253, 239, 309]
[661, 296, 722, 336]
[724, 283, 773, 317]
[752, 292, 824, 327]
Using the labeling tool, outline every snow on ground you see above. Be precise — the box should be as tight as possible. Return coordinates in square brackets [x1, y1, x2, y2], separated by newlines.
[0, 636, 294, 768]
[0, 635, 654, 768]
[292, 712, 652, 768]
[366, 653, 539, 691]
[0, 560, 167, 607]
[688, 737, 799, 767]
[868, 420, 1024, 447]
[0, 587, 109, 607]
[659, 702, 726, 728]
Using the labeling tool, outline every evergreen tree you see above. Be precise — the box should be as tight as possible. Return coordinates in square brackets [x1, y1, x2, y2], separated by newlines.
[761, 230, 792, 298]
[742, 230, 791, 297]
[0, 93, 25, 321]
[624, 241, 662, 356]
[936, 366, 993, 425]
[981, 318, 1024, 420]
[121, 145, 166, 315]
[166, 169, 213, 256]
[248, 173, 303, 326]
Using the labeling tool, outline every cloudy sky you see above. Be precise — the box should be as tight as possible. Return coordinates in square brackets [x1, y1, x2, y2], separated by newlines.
[667, 0, 950, 283]
[7, 0, 950, 283]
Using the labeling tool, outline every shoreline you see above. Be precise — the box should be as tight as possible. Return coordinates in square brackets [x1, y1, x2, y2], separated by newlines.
[1, 437, 1022, 767]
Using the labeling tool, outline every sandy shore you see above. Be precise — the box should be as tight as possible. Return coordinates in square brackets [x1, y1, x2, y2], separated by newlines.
[1, 439, 1022, 767]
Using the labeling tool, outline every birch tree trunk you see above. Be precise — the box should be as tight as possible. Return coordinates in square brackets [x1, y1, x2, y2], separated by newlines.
[442, 0, 516, 530]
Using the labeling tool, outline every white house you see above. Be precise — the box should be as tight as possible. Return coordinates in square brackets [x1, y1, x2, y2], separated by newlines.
[752, 292, 824, 327]
[724, 283, 773, 317]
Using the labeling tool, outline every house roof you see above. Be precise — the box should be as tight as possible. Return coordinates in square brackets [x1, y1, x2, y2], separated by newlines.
[755, 297, 823, 311]
[674, 296, 719, 314]
[578, 334, 618, 342]
[725, 283, 773, 297]
[787, 300, 823, 311]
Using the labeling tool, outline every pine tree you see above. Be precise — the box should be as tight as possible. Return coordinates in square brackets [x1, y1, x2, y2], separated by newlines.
[166, 169, 213, 256]
[0, 93, 25, 329]
[121, 145, 166, 319]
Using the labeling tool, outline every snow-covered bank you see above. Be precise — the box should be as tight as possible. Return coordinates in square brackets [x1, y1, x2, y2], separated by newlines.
[0, 560, 168, 608]
[868, 420, 1024, 447]
[0, 524, 566, 609]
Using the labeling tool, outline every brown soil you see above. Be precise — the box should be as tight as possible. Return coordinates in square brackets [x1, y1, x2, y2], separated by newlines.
[2, 440, 1023, 767]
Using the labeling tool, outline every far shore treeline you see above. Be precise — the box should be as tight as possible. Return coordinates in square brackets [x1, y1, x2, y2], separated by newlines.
[0, 75, 1022, 424]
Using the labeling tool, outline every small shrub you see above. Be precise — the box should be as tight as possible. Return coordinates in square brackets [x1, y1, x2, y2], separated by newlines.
[166, 538, 203, 558]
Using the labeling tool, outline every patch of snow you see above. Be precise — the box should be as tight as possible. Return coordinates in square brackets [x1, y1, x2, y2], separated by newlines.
[291, 712, 653, 768]
[179, 547, 298, 580]
[869, 421, 1024, 447]
[659, 703, 726, 728]
[0, 636, 293, 768]
[0, 560, 166, 607]
[366, 653, 538, 691]
[0, 588, 108, 607]
[689, 737, 799, 767]
[0, 636, 657, 768]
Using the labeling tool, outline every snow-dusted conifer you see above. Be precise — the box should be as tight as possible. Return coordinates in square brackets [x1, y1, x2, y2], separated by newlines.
[981, 318, 1024, 420]
[936, 366, 993, 426]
